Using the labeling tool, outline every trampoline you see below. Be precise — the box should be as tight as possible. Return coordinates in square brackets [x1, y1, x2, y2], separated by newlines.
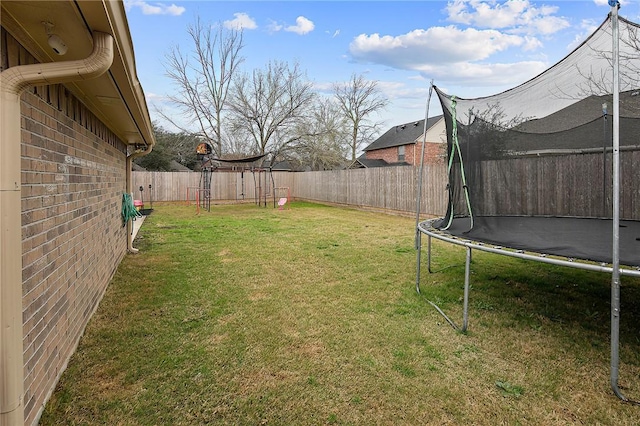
[415, 5, 640, 403]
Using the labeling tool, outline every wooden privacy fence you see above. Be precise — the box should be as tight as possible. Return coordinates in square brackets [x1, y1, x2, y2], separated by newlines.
[287, 166, 448, 216]
[132, 170, 294, 205]
[132, 171, 199, 203]
[133, 151, 640, 220]
[132, 165, 449, 217]
[449, 150, 640, 221]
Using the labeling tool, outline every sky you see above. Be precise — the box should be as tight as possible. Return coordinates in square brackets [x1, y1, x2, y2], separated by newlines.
[123, 0, 640, 133]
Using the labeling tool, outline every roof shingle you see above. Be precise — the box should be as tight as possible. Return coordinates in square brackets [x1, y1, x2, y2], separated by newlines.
[364, 115, 443, 152]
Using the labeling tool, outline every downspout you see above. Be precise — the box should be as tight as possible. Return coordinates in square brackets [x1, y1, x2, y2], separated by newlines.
[0, 32, 113, 426]
[126, 143, 153, 253]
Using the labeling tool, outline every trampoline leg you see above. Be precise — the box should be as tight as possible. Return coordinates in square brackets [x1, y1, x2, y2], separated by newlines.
[610, 277, 640, 405]
[610, 276, 625, 401]
[427, 235, 432, 273]
[416, 231, 422, 294]
[462, 247, 471, 333]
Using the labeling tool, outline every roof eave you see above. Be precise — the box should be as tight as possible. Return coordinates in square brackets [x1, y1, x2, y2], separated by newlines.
[0, 0, 155, 147]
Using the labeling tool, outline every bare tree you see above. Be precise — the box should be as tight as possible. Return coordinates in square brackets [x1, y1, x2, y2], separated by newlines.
[581, 17, 639, 96]
[223, 126, 254, 156]
[227, 60, 316, 159]
[291, 97, 350, 170]
[161, 17, 244, 157]
[333, 73, 389, 161]
[467, 103, 531, 159]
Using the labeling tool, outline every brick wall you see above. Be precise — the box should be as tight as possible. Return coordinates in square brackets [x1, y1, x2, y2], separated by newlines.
[406, 142, 446, 165]
[6, 27, 130, 422]
[365, 146, 400, 164]
[366, 142, 445, 166]
[20, 85, 128, 426]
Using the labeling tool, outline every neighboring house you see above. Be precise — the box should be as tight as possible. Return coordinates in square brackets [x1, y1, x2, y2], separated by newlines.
[170, 160, 193, 172]
[351, 115, 446, 168]
[265, 159, 301, 172]
[132, 161, 148, 172]
[1, 2, 155, 425]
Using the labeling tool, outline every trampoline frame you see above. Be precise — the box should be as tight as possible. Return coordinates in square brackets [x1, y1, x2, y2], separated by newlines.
[416, 217, 640, 332]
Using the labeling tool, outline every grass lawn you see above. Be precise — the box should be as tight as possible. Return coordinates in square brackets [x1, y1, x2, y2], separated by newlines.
[41, 202, 640, 425]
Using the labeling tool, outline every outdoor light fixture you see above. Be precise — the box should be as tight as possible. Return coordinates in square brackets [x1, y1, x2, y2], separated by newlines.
[42, 21, 68, 55]
[602, 102, 608, 116]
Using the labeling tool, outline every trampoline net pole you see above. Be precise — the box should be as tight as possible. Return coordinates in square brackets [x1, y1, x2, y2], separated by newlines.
[415, 83, 433, 250]
[415, 83, 435, 297]
[609, 2, 627, 403]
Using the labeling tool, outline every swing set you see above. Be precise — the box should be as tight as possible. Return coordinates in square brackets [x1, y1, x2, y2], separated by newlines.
[189, 143, 290, 212]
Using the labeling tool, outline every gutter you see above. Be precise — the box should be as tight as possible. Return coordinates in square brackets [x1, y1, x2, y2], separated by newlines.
[0, 31, 113, 426]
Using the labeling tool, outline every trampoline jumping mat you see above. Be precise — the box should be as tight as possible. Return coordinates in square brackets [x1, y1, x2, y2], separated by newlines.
[435, 216, 640, 267]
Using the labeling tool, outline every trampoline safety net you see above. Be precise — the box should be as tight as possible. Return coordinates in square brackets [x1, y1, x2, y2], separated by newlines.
[433, 14, 640, 265]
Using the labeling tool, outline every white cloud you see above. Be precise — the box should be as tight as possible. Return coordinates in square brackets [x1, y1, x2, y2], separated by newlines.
[376, 80, 430, 101]
[146, 92, 166, 101]
[445, 0, 472, 24]
[346, 1, 580, 89]
[349, 24, 550, 88]
[125, 0, 185, 16]
[528, 15, 571, 35]
[267, 19, 284, 33]
[223, 12, 257, 30]
[164, 4, 185, 16]
[350, 26, 525, 68]
[446, 0, 528, 27]
[445, 0, 570, 36]
[522, 36, 542, 51]
[413, 60, 548, 87]
[285, 16, 315, 35]
[312, 81, 334, 93]
[566, 18, 600, 50]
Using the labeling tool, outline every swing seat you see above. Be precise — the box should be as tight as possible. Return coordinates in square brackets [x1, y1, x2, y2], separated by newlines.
[278, 197, 287, 209]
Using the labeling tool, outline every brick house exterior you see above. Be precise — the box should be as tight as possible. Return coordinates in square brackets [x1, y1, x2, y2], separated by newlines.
[353, 116, 446, 168]
[1, 2, 154, 425]
[20, 83, 130, 426]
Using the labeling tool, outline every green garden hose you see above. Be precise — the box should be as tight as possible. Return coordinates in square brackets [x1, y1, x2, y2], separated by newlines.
[122, 193, 141, 227]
